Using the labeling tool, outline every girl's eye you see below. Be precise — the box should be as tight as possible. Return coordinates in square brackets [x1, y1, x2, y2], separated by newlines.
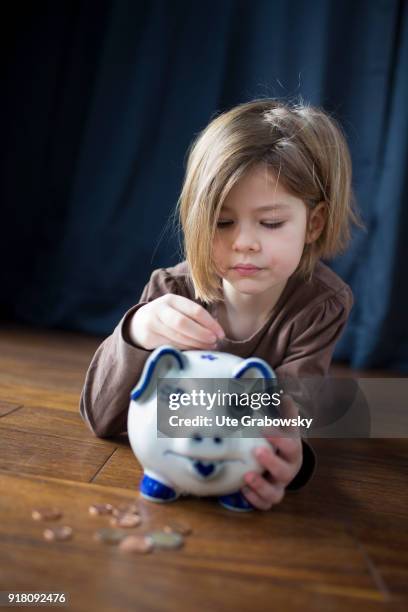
[216, 220, 285, 229]
[261, 221, 285, 229]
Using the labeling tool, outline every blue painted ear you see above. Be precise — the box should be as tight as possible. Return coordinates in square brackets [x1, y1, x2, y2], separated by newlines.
[232, 357, 276, 380]
[130, 345, 186, 402]
[231, 358, 276, 395]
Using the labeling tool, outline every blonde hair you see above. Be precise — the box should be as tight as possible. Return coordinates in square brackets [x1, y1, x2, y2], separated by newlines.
[175, 98, 364, 303]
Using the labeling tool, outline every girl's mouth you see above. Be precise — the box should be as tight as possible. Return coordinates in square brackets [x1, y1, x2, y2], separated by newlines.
[232, 266, 262, 276]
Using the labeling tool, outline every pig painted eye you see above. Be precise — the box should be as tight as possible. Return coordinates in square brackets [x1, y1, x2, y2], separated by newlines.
[159, 384, 186, 402]
[213, 437, 223, 444]
[192, 433, 203, 442]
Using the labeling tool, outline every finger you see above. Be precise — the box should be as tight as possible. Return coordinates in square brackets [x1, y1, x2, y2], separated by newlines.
[243, 473, 285, 507]
[167, 295, 225, 339]
[152, 312, 218, 350]
[158, 304, 220, 347]
[241, 486, 271, 511]
[265, 436, 302, 466]
[252, 446, 295, 485]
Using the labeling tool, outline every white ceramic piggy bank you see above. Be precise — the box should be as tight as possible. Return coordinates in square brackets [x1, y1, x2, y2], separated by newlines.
[128, 345, 277, 511]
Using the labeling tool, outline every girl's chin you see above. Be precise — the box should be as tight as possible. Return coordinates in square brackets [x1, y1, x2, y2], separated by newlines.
[229, 280, 268, 294]
[228, 274, 287, 293]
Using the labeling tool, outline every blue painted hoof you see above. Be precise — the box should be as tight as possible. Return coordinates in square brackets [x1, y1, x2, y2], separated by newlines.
[218, 491, 255, 512]
[140, 474, 179, 503]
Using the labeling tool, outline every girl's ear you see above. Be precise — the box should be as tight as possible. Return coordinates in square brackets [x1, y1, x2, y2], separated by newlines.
[305, 201, 327, 244]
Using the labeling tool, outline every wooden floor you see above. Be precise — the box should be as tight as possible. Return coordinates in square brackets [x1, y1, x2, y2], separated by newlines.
[0, 324, 407, 612]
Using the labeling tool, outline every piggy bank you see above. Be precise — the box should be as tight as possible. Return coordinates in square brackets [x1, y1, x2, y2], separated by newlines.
[128, 345, 277, 511]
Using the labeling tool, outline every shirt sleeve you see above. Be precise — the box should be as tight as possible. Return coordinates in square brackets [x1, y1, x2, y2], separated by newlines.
[79, 268, 182, 438]
[275, 289, 354, 378]
[276, 289, 353, 490]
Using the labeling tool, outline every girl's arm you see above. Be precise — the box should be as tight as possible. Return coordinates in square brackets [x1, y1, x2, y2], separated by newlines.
[79, 268, 183, 438]
[276, 292, 353, 489]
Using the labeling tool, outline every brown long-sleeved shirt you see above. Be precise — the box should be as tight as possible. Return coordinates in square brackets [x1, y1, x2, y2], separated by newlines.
[79, 259, 353, 489]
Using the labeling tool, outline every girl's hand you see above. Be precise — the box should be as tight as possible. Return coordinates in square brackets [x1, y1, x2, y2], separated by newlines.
[240, 437, 303, 510]
[240, 395, 303, 510]
[129, 294, 225, 350]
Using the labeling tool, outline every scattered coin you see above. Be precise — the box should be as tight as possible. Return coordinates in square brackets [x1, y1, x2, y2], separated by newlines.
[43, 526, 73, 541]
[149, 530, 184, 550]
[34, 500, 189, 552]
[110, 513, 141, 528]
[32, 507, 62, 521]
[112, 502, 139, 517]
[119, 535, 154, 554]
[163, 522, 192, 536]
[89, 503, 114, 516]
[94, 528, 128, 545]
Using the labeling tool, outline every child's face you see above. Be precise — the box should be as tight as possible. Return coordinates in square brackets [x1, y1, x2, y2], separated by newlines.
[212, 163, 312, 296]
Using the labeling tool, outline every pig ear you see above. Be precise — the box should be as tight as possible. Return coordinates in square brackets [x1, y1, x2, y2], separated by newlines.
[232, 357, 276, 380]
[231, 358, 276, 392]
[130, 345, 186, 402]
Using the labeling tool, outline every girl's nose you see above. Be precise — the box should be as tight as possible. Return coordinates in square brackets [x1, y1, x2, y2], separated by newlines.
[231, 227, 261, 252]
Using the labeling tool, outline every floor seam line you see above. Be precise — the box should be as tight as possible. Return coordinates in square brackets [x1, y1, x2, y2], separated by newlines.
[89, 447, 118, 483]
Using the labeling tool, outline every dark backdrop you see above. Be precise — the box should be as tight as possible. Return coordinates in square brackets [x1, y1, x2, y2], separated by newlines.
[1, 0, 407, 371]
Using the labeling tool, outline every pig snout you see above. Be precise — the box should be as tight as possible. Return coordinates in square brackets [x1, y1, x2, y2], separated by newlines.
[167, 434, 233, 481]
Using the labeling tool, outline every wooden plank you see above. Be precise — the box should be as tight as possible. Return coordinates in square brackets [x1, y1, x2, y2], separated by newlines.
[350, 516, 408, 601]
[298, 439, 408, 601]
[0, 401, 22, 417]
[92, 445, 141, 489]
[0, 471, 389, 612]
[0, 379, 81, 411]
[0, 325, 102, 412]
[0, 405, 120, 448]
[0, 428, 115, 483]
[0, 323, 102, 360]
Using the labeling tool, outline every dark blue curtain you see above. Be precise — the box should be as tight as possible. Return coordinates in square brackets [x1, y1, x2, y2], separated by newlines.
[1, 0, 407, 371]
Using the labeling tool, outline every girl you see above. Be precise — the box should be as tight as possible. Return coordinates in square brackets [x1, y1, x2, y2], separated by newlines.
[80, 98, 361, 511]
